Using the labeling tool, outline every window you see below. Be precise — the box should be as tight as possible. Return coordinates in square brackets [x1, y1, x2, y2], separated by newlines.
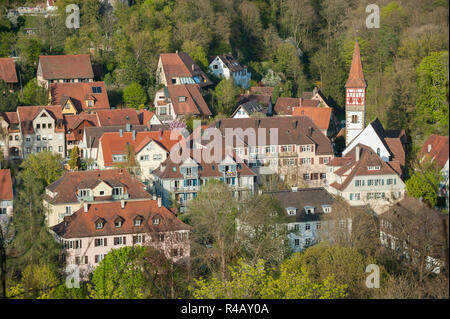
[301, 158, 312, 165]
[0, 208, 6, 215]
[301, 145, 311, 152]
[294, 239, 300, 246]
[322, 205, 332, 213]
[114, 237, 126, 245]
[377, 148, 381, 156]
[94, 254, 105, 263]
[65, 206, 72, 215]
[96, 220, 104, 229]
[153, 154, 162, 160]
[48, 123, 52, 129]
[294, 224, 300, 231]
[281, 145, 293, 152]
[305, 224, 311, 230]
[59, 146, 63, 152]
[349, 193, 360, 201]
[159, 234, 165, 242]
[86, 100, 94, 107]
[36, 124, 40, 129]
[134, 218, 142, 227]
[48, 146, 53, 152]
[368, 166, 381, 170]
[48, 134, 52, 140]
[140, 155, 149, 161]
[304, 206, 314, 214]
[323, 157, 329, 164]
[36, 147, 41, 153]
[114, 219, 123, 228]
[351, 115, 358, 123]
[178, 96, 186, 102]
[316, 222, 321, 230]
[79, 189, 90, 197]
[92, 86, 102, 93]
[152, 217, 160, 225]
[133, 234, 145, 244]
[303, 173, 310, 181]
[14, 135, 19, 140]
[42, 123, 46, 129]
[95, 238, 107, 247]
[305, 238, 311, 247]
[99, 191, 104, 196]
[159, 107, 167, 115]
[37, 135, 41, 141]
[112, 187, 123, 196]
[287, 209, 296, 216]
[26, 136, 31, 142]
[26, 148, 31, 153]
[65, 103, 70, 109]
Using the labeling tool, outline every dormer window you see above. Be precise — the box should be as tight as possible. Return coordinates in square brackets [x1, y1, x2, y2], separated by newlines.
[114, 218, 124, 228]
[134, 217, 143, 227]
[152, 217, 160, 225]
[112, 187, 123, 196]
[86, 100, 94, 107]
[95, 220, 104, 229]
[322, 205, 332, 213]
[368, 166, 381, 170]
[79, 189, 90, 197]
[304, 206, 315, 214]
[286, 207, 297, 216]
[178, 96, 186, 102]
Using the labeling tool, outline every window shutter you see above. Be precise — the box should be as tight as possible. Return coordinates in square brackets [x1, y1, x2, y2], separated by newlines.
[311, 145, 314, 152]
[85, 256, 88, 264]
[104, 238, 107, 246]
[133, 236, 136, 244]
[95, 255, 98, 263]
[319, 157, 323, 164]
[142, 235, 145, 243]
[94, 239, 98, 247]
[123, 237, 126, 245]
[311, 158, 314, 165]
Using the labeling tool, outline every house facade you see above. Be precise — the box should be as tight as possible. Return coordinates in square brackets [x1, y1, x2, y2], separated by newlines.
[208, 54, 251, 89]
[0, 58, 18, 91]
[327, 144, 406, 214]
[0, 169, 13, 220]
[37, 54, 94, 89]
[231, 100, 268, 119]
[50, 199, 190, 274]
[43, 168, 152, 227]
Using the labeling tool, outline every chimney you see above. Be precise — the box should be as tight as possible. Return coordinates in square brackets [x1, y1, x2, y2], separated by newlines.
[119, 129, 123, 137]
[157, 196, 162, 208]
[355, 146, 360, 162]
[126, 122, 131, 132]
[152, 194, 157, 200]
[176, 50, 178, 54]
[257, 119, 261, 128]
[299, 98, 303, 107]
[192, 64, 195, 71]
[428, 144, 432, 153]
[121, 199, 125, 209]
[84, 203, 88, 213]
[132, 130, 136, 140]
[291, 187, 298, 192]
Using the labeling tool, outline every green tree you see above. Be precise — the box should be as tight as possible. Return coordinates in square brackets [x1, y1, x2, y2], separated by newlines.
[0, 80, 17, 113]
[123, 82, 148, 109]
[68, 146, 80, 170]
[88, 246, 149, 299]
[19, 151, 64, 192]
[406, 158, 443, 207]
[19, 79, 48, 106]
[213, 78, 239, 116]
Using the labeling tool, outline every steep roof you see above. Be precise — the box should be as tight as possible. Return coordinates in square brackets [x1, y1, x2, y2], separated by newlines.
[265, 188, 337, 223]
[420, 135, 449, 170]
[17, 105, 64, 134]
[51, 199, 189, 239]
[160, 52, 212, 87]
[213, 54, 247, 73]
[238, 94, 272, 106]
[292, 107, 332, 131]
[99, 131, 182, 167]
[345, 41, 367, 88]
[0, 58, 18, 83]
[0, 169, 13, 201]
[50, 82, 110, 112]
[39, 54, 94, 80]
[83, 125, 148, 149]
[212, 116, 333, 155]
[166, 84, 212, 116]
[64, 113, 99, 131]
[96, 109, 140, 126]
[45, 169, 151, 204]
[231, 100, 267, 117]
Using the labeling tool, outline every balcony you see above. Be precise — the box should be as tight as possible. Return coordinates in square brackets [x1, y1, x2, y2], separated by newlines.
[279, 151, 297, 158]
[112, 193, 129, 200]
[224, 170, 237, 177]
[172, 186, 198, 193]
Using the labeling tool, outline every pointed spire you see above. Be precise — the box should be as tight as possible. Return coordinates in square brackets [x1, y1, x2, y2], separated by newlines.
[345, 41, 367, 88]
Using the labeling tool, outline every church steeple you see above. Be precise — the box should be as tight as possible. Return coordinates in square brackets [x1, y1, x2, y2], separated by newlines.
[345, 41, 367, 146]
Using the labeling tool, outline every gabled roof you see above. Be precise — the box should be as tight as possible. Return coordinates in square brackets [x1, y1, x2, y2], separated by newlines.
[345, 41, 367, 88]
[166, 84, 212, 116]
[95, 109, 140, 126]
[39, 54, 94, 80]
[99, 131, 182, 167]
[250, 86, 274, 96]
[45, 169, 151, 205]
[420, 135, 449, 170]
[231, 100, 267, 117]
[50, 82, 110, 112]
[50, 199, 189, 239]
[83, 125, 148, 149]
[238, 94, 272, 106]
[292, 107, 332, 131]
[160, 52, 212, 87]
[264, 188, 337, 223]
[0, 58, 18, 83]
[64, 113, 99, 131]
[212, 116, 333, 155]
[274, 97, 320, 115]
[211, 54, 247, 73]
[17, 105, 64, 134]
[0, 169, 13, 201]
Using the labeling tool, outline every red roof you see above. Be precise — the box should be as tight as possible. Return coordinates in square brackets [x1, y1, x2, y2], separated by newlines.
[274, 97, 320, 115]
[50, 82, 110, 112]
[96, 109, 140, 126]
[0, 169, 13, 201]
[64, 113, 99, 130]
[0, 58, 18, 83]
[17, 105, 64, 134]
[50, 199, 190, 239]
[420, 135, 449, 169]
[160, 52, 212, 87]
[99, 130, 183, 167]
[292, 107, 332, 131]
[39, 54, 94, 80]
[345, 41, 366, 88]
[167, 84, 212, 116]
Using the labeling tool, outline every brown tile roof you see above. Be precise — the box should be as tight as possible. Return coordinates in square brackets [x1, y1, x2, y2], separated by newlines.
[99, 131, 182, 167]
[166, 84, 212, 116]
[345, 41, 367, 88]
[152, 153, 256, 180]
[50, 199, 190, 239]
[17, 105, 64, 134]
[0, 169, 13, 201]
[0, 58, 18, 83]
[238, 94, 272, 106]
[160, 52, 212, 87]
[250, 86, 274, 95]
[264, 187, 337, 223]
[419, 134, 449, 170]
[39, 54, 94, 80]
[213, 54, 247, 73]
[45, 169, 151, 205]
[64, 113, 99, 130]
[292, 107, 332, 131]
[328, 144, 402, 192]
[274, 97, 320, 115]
[96, 109, 140, 126]
[83, 125, 148, 149]
[212, 116, 333, 155]
[50, 82, 110, 112]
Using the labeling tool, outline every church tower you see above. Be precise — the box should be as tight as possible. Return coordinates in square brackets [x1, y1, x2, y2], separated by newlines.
[345, 41, 367, 146]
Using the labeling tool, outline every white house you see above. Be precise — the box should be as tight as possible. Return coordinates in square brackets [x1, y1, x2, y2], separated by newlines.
[208, 54, 251, 89]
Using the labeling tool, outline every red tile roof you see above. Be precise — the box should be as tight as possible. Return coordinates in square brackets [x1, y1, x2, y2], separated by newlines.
[274, 97, 320, 115]
[17, 105, 64, 134]
[64, 113, 99, 130]
[0, 58, 18, 83]
[250, 86, 274, 95]
[292, 107, 332, 131]
[39, 54, 94, 80]
[50, 82, 110, 112]
[345, 41, 366, 88]
[167, 84, 212, 117]
[45, 169, 151, 204]
[420, 134, 449, 169]
[160, 52, 212, 87]
[99, 131, 183, 167]
[51, 199, 189, 239]
[0, 169, 13, 201]
[95, 109, 140, 126]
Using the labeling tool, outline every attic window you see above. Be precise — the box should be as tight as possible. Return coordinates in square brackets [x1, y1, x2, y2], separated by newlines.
[152, 217, 160, 225]
[172, 167, 177, 172]
[86, 100, 94, 107]
[368, 166, 381, 170]
[134, 217, 143, 227]
[286, 208, 297, 216]
[92, 86, 102, 93]
[322, 205, 332, 213]
[178, 96, 186, 102]
[304, 206, 315, 214]
[95, 220, 104, 229]
[114, 219, 123, 228]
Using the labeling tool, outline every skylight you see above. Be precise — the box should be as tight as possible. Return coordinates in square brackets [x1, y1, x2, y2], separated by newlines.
[92, 86, 102, 93]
